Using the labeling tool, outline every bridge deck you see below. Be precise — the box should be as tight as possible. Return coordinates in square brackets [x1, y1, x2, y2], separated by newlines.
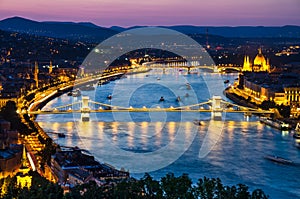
[27, 109, 273, 115]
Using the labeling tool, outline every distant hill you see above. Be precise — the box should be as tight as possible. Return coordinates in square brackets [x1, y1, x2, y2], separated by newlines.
[114, 25, 300, 38]
[44, 21, 100, 29]
[165, 25, 300, 38]
[111, 25, 300, 38]
[110, 26, 127, 32]
[1, 17, 300, 40]
[0, 16, 118, 42]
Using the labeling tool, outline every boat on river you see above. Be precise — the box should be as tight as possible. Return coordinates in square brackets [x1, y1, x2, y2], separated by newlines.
[67, 89, 81, 97]
[259, 117, 291, 130]
[58, 133, 66, 138]
[293, 123, 300, 139]
[107, 95, 112, 100]
[72, 89, 81, 97]
[186, 83, 191, 90]
[98, 79, 109, 86]
[264, 155, 294, 165]
[80, 84, 95, 91]
[193, 120, 203, 126]
[47, 131, 66, 138]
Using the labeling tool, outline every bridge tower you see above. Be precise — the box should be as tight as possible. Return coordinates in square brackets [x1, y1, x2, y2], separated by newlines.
[81, 96, 90, 121]
[49, 61, 53, 74]
[213, 65, 219, 73]
[34, 61, 39, 88]
[211, 96, 223, 120]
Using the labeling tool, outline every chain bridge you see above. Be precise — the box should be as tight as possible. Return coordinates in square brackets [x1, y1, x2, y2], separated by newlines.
[25, 95, 273, 121]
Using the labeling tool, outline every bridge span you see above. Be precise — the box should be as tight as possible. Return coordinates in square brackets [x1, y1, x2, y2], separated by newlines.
[25, 95, 273, 121]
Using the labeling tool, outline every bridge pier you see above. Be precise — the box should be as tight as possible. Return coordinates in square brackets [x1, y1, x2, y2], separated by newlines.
[211, 96, 223, 120]
[187, 66, 191, 74]
[81, 96, 90, 121]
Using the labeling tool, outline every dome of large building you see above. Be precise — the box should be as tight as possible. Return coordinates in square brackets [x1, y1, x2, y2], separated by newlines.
[254, 48, 266, 66]
[242, 48, 270, 73]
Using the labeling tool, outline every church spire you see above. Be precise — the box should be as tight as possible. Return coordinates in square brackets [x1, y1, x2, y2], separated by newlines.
[17, 145, 32, 188]
[258, 47, 262, 55]
[20, 145, 29, 171]
[34, 61, 39, 88]
[242, 55, 251, 72]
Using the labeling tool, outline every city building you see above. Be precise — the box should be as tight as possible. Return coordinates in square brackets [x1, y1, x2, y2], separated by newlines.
[51, 148, 129, 187]
[16, 146, 32, 188]
[284, 86, 300, 106]
[237, 72, 300, 117]
[0, 145, 22, 178]
[0, 120, 22, 178]
[243, 48, 270, 72]
[0, 119, 18, 145]
[67, 168, 95, 187]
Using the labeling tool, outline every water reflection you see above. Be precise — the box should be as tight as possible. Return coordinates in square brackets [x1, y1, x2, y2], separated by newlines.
[37, 71, 300, 199]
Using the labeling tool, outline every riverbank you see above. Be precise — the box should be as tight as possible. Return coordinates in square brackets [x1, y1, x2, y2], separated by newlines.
[35, 71, 300, 199]
[24, 69, 156, 182]
[224, 87, 299, 129]
[30, 73, 124, 112]
[223, 87, 258, 109]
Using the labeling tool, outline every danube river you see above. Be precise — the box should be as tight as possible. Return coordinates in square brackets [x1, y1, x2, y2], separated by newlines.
[36, 69, 300, 198]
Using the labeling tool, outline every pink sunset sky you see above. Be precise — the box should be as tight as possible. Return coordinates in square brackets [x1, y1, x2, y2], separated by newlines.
[0, 0, 299, 27]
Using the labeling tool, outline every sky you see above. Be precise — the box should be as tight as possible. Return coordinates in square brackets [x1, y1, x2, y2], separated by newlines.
[0, 0, 299, 27]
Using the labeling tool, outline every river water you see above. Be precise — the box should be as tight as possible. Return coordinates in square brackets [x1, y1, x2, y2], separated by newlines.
[36, 69, 300, 198]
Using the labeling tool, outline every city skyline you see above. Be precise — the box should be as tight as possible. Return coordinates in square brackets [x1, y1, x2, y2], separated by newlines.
[0, 0, 300, 27]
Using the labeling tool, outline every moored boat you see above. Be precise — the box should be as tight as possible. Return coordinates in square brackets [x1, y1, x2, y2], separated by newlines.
[98, 79, 109, 86]
[264, 155, 294, 165]
[293, 123, 300, 138]
[293, 133, 300, 139]
[80, 84, 95, 91]
[259, 117, 291, 130]
[71, 89, 81, 97]
[58, 133, 66, 138]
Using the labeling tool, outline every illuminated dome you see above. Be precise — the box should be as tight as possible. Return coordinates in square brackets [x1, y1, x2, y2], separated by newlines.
[254, 48, 266, 66]
[242, 48, 270, 73]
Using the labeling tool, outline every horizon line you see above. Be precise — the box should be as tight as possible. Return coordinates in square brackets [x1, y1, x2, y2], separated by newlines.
[1, 16, 300, 29]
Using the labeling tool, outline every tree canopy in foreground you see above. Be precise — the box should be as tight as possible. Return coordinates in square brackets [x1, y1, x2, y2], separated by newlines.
[0, 172, 268, 199]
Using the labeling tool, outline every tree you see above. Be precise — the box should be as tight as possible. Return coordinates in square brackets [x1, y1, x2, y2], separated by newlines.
[68, 173, 269, 199]
[260, 100, 276, 110]
[195, 177, 217, 199]
[161, 173, 194, 199]
[251, 189, 269, 199]
[276, 104, 291, 118]
[2, 171, 63, 199]
[140, 173, 163, 198]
